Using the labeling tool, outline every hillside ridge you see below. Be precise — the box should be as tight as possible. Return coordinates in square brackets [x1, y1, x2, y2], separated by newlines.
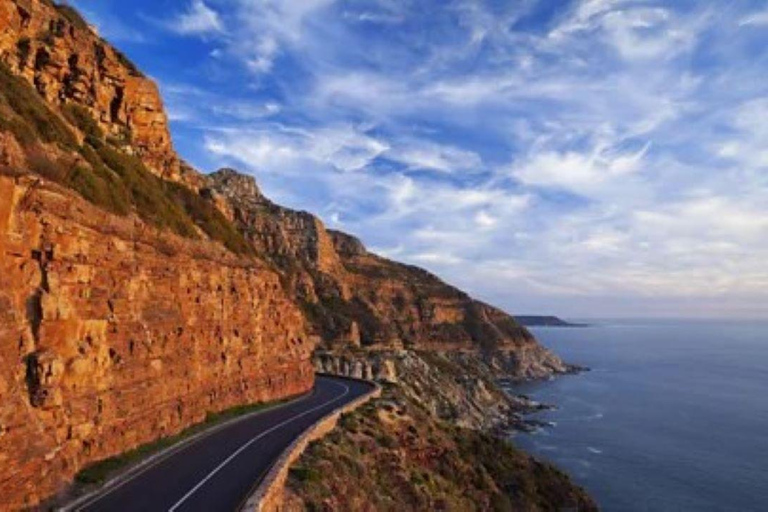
[0, 0, 573, 508]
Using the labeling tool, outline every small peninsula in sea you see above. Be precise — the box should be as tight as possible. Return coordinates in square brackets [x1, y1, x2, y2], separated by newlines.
[516, 316, 590, 327]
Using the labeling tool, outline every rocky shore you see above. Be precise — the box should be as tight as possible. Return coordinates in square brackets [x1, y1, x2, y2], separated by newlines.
[284, 349, 598, 511]
[0, 0, 594, 508]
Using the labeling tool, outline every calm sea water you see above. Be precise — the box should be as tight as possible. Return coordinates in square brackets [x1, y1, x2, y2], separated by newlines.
[511, 319, 768, 512]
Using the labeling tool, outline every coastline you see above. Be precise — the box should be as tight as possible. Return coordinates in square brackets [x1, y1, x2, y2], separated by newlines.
[280, 348, 599, 510]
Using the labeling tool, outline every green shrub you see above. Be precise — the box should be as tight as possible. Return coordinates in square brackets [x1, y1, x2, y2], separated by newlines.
[67, 160, 131, 216]
[0, 63, 77, 149]
[105, 126, 132, 147]
[54, 4, 90, 32]
[290, 466, 321, 483]
[95, 144, 197, 237]
[166, 182, 253, 255]
[25, 147, 66, 182]
[63, 104, 104, 140]
[376, 433, 397, 449]
[0, 114, 37, 147]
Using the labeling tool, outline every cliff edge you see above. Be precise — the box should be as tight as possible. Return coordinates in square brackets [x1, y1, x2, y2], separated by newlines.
[0, 0, 574, 508]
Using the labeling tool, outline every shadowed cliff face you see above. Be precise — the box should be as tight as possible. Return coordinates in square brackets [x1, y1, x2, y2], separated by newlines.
[208, 170, 567, 379]
[0, 0, 569, 508]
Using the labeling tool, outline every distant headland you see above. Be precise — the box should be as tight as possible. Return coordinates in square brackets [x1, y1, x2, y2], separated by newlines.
[516, 316, 590, 327]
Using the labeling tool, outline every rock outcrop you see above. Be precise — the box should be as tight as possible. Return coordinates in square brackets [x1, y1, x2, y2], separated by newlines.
[0, 0, 179, 180]
[0, 0, 576, 508]
[314, 349, 545, 432]
[209, 171, 568, 380]
[0, 173, 314, 508]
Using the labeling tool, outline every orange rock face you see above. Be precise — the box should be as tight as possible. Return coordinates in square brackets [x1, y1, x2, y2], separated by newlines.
[0, 174, 314, 508]
[0, 0, 178, 179]
[0, 1, 570, 508]
[208, 171, 567, 379]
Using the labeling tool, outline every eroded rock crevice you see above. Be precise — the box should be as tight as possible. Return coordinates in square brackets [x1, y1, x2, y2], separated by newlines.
[109, 86, 124, 123]
[24, 352, 45, 407]
[23, 245, 54, 408]
[0, 173, 314, 508]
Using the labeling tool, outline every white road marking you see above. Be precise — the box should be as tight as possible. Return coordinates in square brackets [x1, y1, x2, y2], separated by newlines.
[168, 380, 350, 512]
[71, 384, 320, 511]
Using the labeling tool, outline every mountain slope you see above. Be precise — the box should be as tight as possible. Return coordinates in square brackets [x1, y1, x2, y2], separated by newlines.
[209, 170, 568, 379]
[0, 0, 570, 507]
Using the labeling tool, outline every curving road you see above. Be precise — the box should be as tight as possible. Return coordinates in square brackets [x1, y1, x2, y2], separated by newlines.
[71, 375, 373, 512]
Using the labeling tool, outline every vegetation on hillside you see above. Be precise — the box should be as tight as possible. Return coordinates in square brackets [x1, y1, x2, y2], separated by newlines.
[287, 385, 597, 511]
[0, 63, 77, 149]
[0, 63, 251, 254]
[299, 291, 386, 346]
[53, 3, 90, 32]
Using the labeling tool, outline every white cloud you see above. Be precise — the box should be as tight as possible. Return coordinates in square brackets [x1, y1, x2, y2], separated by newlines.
[164, 0, 768, 317]
[549, 0, 625, 39]
[511, 142, 650, 196]
[550, 2, 702, 62]
[409, 252, 463, 265]
[170, 0, 223, 35]
[385, 140, 483, 173]
[600, 8, 697, 60]
[160, 82, 283, 123]
[635, 196, 768, 242]
[740, 9, 768, 27]
[716, 98, 768, 170]
[233, 0, 336, 74]
[205, 124, 388, 173]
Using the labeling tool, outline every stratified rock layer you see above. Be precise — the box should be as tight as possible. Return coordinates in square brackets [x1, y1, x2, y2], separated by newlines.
[210, 170, 567, 380]
[0, 0, 179, 179]
[0, 174, 314, 508]
[0, 0, 574, 508]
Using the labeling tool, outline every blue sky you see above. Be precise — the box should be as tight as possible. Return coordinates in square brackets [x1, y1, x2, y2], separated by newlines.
[70, 0, 768, 319]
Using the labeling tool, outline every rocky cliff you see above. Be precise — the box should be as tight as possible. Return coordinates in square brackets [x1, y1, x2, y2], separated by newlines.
[314, 349, 550, 433]
[209, 170, 568, 380]
[0, 0, 566, 381]
[283, 384, 597, 511]
[0, 0, 315, 507]
[0, 0, 180, 180]
[0, 172, 314, 508]
[0, 0, 573, 508]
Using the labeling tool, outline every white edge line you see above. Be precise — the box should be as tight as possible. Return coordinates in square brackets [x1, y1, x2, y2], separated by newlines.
[67, 390, 317, 512]
[237, 378, 379, 511]
[168, 381, 350, 512]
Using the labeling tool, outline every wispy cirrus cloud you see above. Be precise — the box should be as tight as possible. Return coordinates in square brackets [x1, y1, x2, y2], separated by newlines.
[168, 0, 223, 35]
[740, 7, 768, 27]
[88, 0, 768, 318]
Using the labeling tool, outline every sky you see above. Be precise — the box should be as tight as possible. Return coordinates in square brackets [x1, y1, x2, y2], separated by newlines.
[69, 0, 768, 319]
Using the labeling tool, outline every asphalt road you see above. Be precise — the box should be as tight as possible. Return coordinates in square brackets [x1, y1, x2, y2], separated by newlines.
[73, 375, 373, 512]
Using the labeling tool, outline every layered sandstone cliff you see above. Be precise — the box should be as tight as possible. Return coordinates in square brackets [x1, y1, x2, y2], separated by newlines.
[208, 170, 568, 380]
[0, 173, 313, 508]
[0, 3, 313, 507]
[0, 0, 573, 508]
[0, 0, 180, 180]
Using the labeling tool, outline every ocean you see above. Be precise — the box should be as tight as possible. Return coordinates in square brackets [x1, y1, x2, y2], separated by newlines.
[511, 319, 768, 512]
